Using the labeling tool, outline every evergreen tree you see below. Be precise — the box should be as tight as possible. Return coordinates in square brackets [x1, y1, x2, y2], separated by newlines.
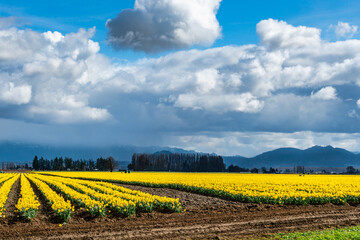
[32, 155, 40, 170]
[65, 157, 73, 169]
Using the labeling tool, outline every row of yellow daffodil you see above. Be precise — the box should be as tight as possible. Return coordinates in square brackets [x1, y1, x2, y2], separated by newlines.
[57, 176, 182, 213]
[26, 174, 74, 222]
[41, 172, 360, 205]
[35, 174, 134, 216]
[34, 174, 182, 215]
[15, 174, 40, 220]
[0, 174, 20, 217]
[32, 174, 107, 217]
[95, 181, 182, 212]
[0, 174, 15, 185]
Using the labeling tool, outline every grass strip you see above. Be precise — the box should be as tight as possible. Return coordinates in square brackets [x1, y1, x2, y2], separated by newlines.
[275, 226, 360, 240]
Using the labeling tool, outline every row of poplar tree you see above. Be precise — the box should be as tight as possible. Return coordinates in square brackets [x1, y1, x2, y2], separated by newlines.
[129, 152, 225, 172]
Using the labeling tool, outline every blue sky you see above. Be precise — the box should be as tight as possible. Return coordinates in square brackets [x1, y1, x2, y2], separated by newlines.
[0, 0, 360, 156]
[2, 0, 360, 58]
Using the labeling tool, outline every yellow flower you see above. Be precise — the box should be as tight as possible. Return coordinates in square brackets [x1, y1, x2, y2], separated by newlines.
[36, 171, 360, 207]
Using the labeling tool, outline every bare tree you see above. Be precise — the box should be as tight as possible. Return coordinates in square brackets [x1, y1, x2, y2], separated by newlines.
[106, 156, 117, 172]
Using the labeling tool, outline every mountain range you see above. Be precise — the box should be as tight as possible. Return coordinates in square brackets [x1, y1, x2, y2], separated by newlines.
[223, 145, 360, 168]
[0, 142, 359, 168]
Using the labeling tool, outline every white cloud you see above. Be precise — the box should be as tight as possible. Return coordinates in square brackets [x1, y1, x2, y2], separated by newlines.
[29, 105, 110, 124]
[106, 0, 222, 52]
[4, 12, 360, 154]
[330, 21, 358, 38]
[311, 86, 338, 100]
[0, 82, 32, 105]
[0, 26, 109, 123]
[43, 31, 64, 44]
[195, 69, 219, 94]
[28, 93, 111, 124]
[256, 18, 321, 50]
[1, 18, 360, 132]
[175, 93, 264, 113]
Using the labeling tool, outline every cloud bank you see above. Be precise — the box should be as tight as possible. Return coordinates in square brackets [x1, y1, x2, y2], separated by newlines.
[1, 16, 360, 154]
[106, 0, 222, 52]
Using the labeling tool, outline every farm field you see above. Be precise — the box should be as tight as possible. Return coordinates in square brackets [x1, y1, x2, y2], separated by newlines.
[45, 172, 360, 205]
[1, 172, 360, 239]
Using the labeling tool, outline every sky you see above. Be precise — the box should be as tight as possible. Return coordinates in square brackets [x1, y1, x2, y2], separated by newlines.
[0, 0, 360, 157]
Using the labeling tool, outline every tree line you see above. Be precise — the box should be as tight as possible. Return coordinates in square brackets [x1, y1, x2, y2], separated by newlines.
[1, 162, 30, 170]
[227, 165, 278, 173]
[227, 165, 360, 174]
[32, 155, 118, 172]
[129, 152, 225, 172]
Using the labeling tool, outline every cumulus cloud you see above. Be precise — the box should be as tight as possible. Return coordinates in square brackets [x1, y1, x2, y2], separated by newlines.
[106, 0, 222, 53]
[0, 82, 32, 105]
[357, 99, 360, 108]
[330, 21, 358, 38]
[311, 86, 338, 100]
[0, 26, 110, 123]
[2, 17, 360, 140]
[257, 19, 321, 50]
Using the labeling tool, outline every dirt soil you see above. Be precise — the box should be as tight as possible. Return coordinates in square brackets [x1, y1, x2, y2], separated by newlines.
[1, 181, 360, 240]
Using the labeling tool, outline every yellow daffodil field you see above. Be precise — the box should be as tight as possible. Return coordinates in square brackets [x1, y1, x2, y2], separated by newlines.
[44, 172, 360, 205]
[0, 172, 182, 222]
[2, 171, 360, 227]
[2, 171, 360, 239]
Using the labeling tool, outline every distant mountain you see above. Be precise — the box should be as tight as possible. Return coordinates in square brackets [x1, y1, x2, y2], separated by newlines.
[0, 142, 195, 166]
[1, 142, 359, 169]
[223, 145, 360, 168]
[222, 155, 248, 166]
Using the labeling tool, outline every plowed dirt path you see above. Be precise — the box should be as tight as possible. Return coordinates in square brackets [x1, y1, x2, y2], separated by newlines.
[1, 182, 360, 239]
